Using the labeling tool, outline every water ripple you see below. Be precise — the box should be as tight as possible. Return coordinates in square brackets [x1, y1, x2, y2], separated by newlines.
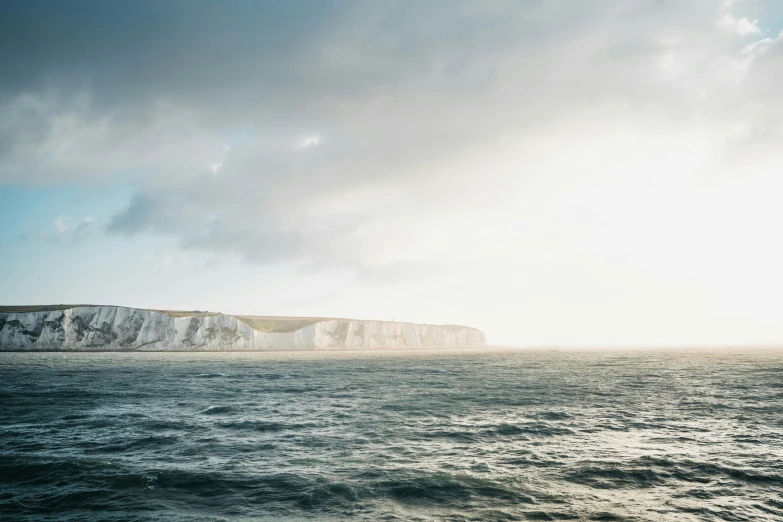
[0, 349, 782, 520]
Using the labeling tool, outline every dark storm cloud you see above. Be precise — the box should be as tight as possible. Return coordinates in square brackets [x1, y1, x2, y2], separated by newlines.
[1, 0, 582, 188]
[0, 0, 731, 153]
[0, 1, 336, 110]
[0, 0, 562, 120]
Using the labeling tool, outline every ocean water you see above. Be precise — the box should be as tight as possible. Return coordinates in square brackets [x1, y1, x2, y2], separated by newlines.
[1, 349, 782, 521]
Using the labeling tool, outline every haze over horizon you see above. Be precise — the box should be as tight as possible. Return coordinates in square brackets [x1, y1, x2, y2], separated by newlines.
[2, 0, 783, 347]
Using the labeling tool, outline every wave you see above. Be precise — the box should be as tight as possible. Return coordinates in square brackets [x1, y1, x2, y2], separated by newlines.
[202, 405, 236, 415]
[215, 420, 316, 432]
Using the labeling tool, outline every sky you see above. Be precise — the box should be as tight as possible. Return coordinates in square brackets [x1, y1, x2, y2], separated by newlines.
[2, 0, 783, 347]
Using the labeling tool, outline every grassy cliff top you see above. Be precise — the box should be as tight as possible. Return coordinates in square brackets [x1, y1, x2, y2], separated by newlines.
[234, 316, 330, 333]
[154, 310, 219, 318]
[0, 305, 97, 313]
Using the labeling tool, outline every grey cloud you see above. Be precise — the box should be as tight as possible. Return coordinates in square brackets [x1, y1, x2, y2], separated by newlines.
[108, 189, 303, 264]
[107, 193, 163, 236]
[0, 1, 338, 112]
[0, 0, 696, 121]
[0, 0, 714, 187]
[3, 0, 782, 281]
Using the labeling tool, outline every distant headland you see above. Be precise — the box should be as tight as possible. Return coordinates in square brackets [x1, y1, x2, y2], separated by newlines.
[0, 305, 486, 351]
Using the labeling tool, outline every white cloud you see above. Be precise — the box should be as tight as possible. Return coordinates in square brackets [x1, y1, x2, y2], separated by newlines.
[53, 215, 71, 233]
[300, 135, 322, 149]
[42, 215, 95, 243]
[208, 144, 231, 175]
[742, 30, 783, 56]
[718, 14, 761, 35]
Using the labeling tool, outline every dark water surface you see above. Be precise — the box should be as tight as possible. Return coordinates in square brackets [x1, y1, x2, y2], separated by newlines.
[1, 349, 782, 521]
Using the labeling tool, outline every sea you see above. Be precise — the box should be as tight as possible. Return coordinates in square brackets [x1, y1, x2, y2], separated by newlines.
[0, 349, 781, 521]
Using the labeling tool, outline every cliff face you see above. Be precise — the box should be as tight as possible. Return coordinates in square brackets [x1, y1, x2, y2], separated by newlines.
[0, 306, 486, 351]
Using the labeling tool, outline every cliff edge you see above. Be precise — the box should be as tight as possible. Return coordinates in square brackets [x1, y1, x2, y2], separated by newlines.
[0, 305, 487, 351]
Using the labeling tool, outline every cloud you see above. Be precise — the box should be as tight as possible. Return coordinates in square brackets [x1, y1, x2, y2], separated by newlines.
[300, 135, 322, 149]
[0, 91, 229, 185]
[107, 190, 303, 264]
[41, 215, 94, 244]
[2, 0, 783, 285]
[718, 14, 761, 35]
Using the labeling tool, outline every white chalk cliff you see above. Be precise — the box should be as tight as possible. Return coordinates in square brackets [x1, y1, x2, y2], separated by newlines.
[0, 306, 486, 351]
